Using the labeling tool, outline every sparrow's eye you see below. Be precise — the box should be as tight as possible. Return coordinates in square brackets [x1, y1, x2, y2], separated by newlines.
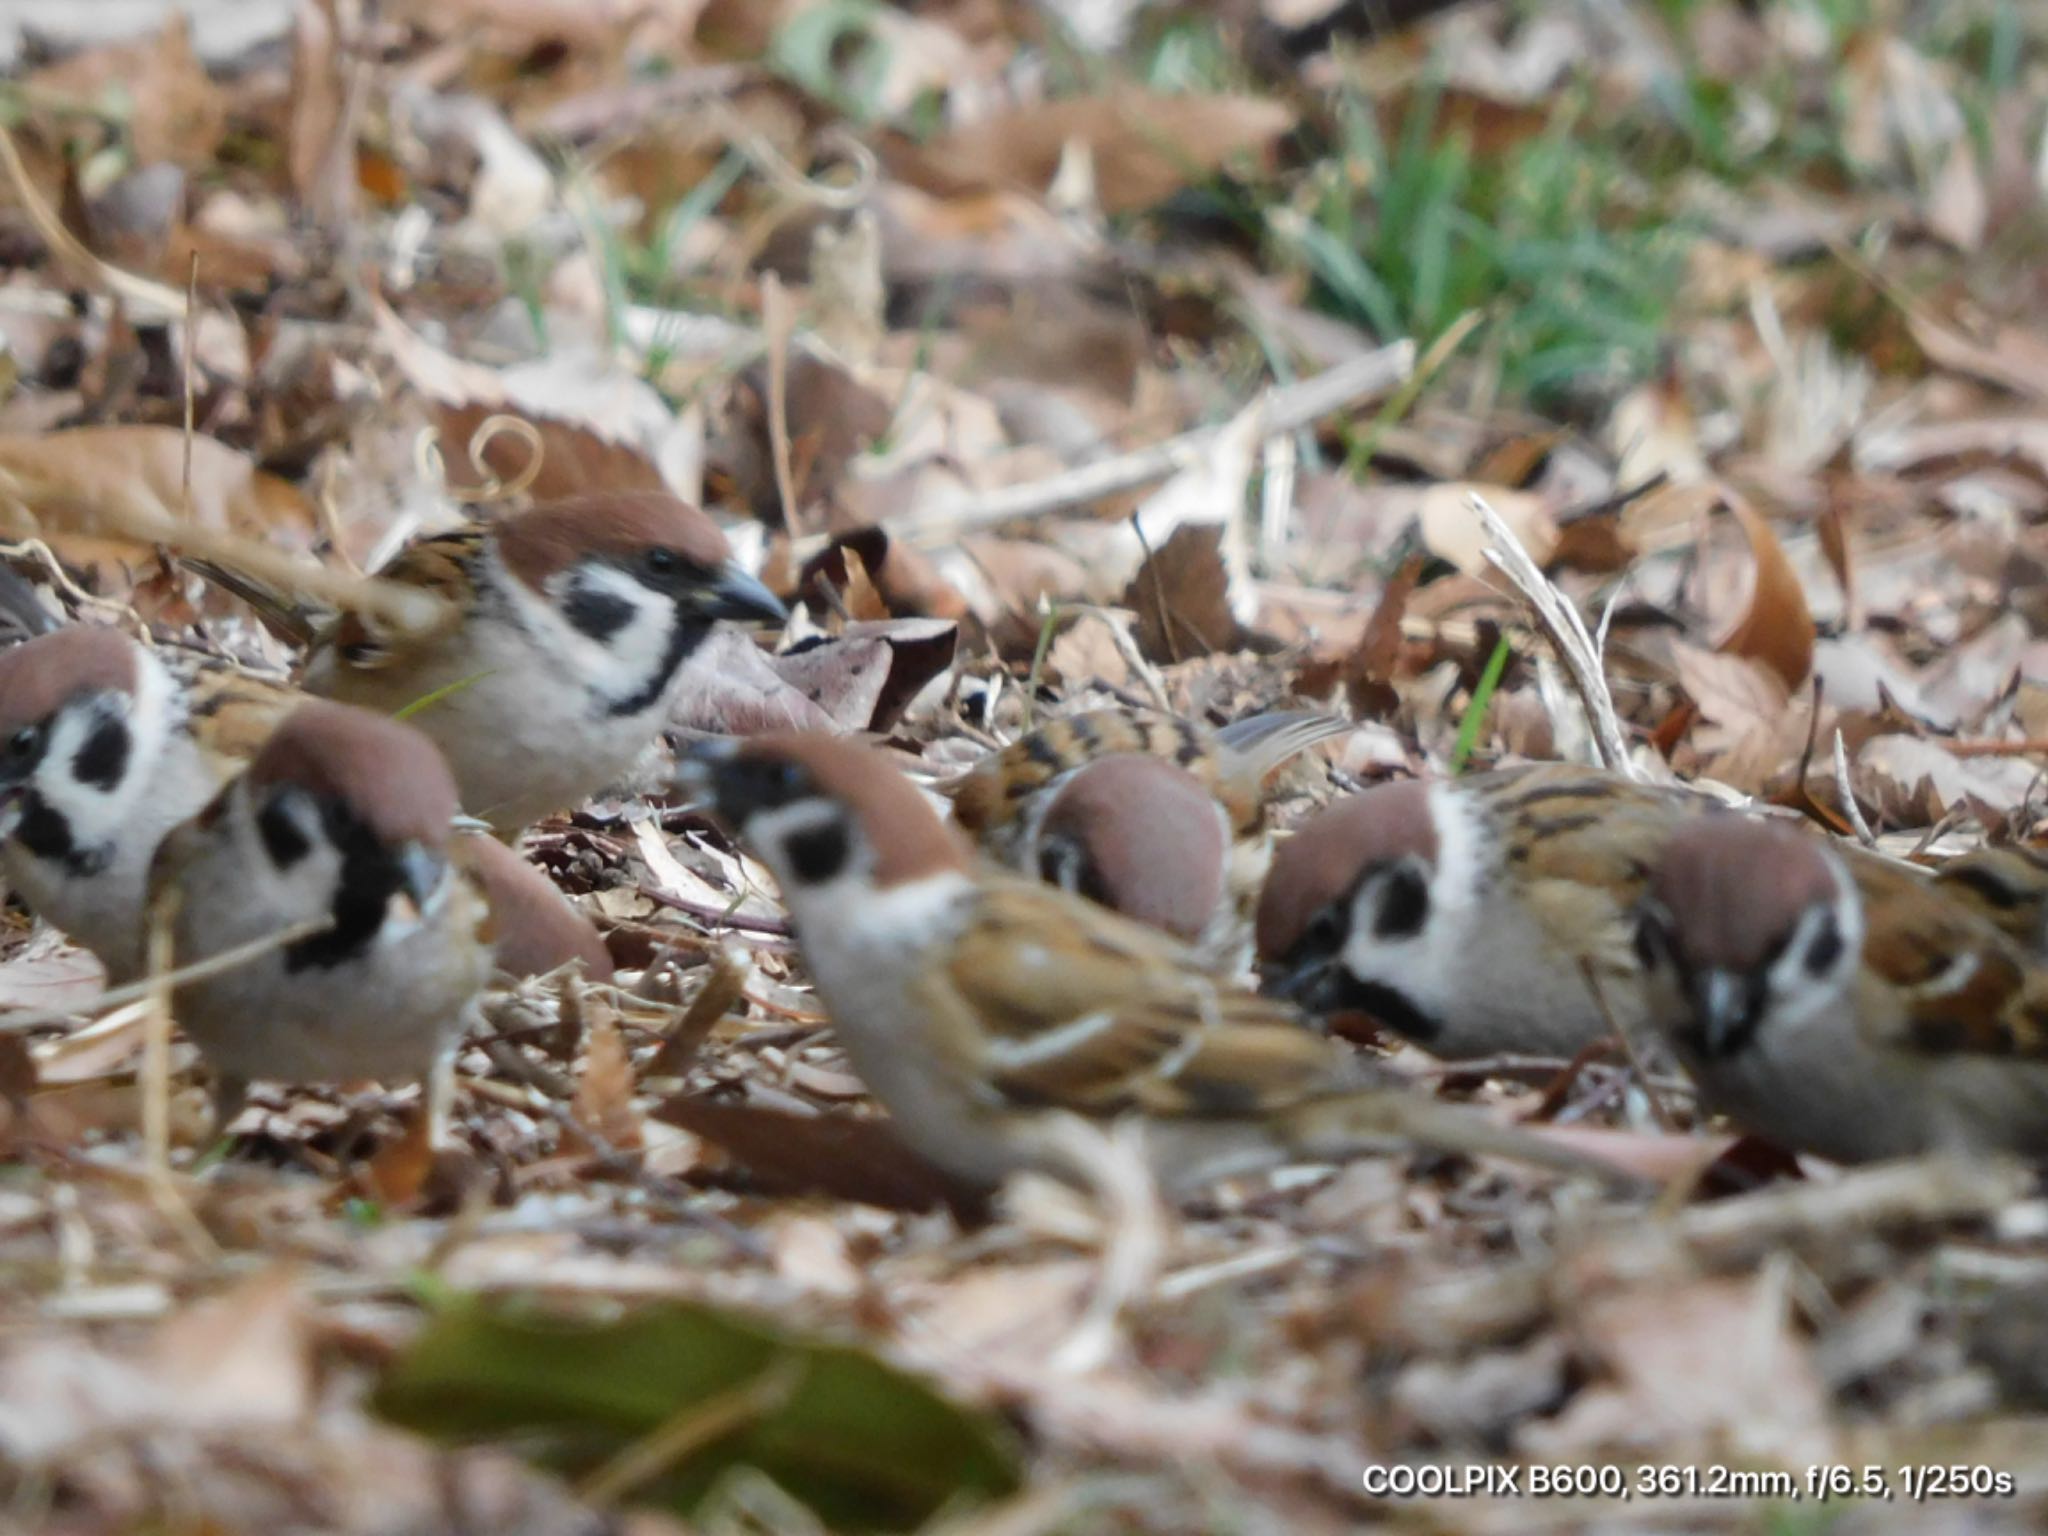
[642, 548, 681, 578]
[1302, 907, 1346, 954]
[1632, 907, 1671, 971]
[1804, 911, 1843, 976]
[1371, 863, 1430, 940]
[3, 722, 43, 765]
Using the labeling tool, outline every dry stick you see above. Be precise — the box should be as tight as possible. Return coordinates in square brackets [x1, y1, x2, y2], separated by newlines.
[1469, 491, 1639, 780]
[1576, 959, 1676, 1133]
[761, 272, 802, 541]
[1945, 737, 2048, 759]
[138, 888, 217, 1260]
[888, 340, 1416, 543]
[0, 125, 186, 319]
[1833, 729, 1880, 847]
[0, 467, 449, 634]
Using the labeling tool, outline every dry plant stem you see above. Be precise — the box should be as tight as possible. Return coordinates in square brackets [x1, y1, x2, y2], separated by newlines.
[0, 466, 449, 634]
[646, 944, 750, 1077]
[891, 340, 1415, 542]
[1390, 1154, 2030, 1352]
[1576, 959, 1675, 1132]
[0, 125, 187, 320]
[416, 413, 546, 504]
[1470, 491, 1638, 779]
[1943, 737, 2048, 758]
[139, 888, 216, 1260]
[1026, 1114, 1170, 1375]
[578, 1356, 805, 1509]
[7, 916, 333, 1036]
[762, 273, 801, 539]
[1833, 729, 1879, 846]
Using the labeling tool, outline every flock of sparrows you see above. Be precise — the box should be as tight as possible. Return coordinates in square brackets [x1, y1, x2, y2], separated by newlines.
[2, 485, 2045, 1195]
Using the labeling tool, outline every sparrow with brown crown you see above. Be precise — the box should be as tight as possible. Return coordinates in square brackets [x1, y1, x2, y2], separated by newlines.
[946, 708, 1348, 970]
[1258, 764, 1708, 1058]
[676, 732, 1625, 1196]
[0, 627, 299, 984]
[151, 700, 607, 1142]
[301, 491, 786, 833]
[1636, 815, 2048, 1163]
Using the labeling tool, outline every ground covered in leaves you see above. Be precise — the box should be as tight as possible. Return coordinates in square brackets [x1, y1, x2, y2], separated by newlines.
[2, 0, 2048, 1531]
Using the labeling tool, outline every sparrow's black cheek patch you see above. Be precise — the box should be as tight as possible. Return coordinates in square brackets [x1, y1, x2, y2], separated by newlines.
[561, 580, 637, 642]
[71, 716, 130, 792]
[257, 798, 313, 870]
[1347, 979, 1443, 1043]
[1372, 864, 1431, 939]
[783, 819, 852, 884]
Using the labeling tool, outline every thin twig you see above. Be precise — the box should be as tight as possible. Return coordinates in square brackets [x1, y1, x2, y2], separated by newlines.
[1470, 491, 1639, 780]
[761, 273, 801, 539]
[1578, 959, 1675, 1133]
[889, 341, 1415, 543]
[1833, 729, 1879, 847]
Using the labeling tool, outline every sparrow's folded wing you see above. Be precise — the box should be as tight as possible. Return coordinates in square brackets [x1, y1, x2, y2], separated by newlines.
[173, 654, 301, 772]
[928, 881, 1332, 1118]
[313, 528, 483, 673]
[1853, 852, 2048, 1059]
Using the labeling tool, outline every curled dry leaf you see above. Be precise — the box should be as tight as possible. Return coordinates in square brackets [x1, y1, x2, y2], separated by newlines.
[1858, 733, 2037, 823]
[1716, 495, 1815, 692]
[774, 619, 959, 733]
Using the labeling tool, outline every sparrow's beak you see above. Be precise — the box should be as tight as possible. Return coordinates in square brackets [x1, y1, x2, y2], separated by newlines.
[1689, 967, 1751, 1059]
[694, 563, 788, 627]
[392, 840, 448, 917]
[1263, 952, 1358, 1018]
[670, 736, 743, 815]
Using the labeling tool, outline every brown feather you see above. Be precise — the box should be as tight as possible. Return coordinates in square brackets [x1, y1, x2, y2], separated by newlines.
[495, 491, 732, 589]
[247, 700, 459, 849]
[929, 879, 1326, 1116]
[1256, 778, 1436, 962]
[739, 732, 970, 883]
[454, 832, 612, 979]
[1036, 754, 1227, 943]
[1647, 815, 1839, 972]
[0, 627, 139, 735]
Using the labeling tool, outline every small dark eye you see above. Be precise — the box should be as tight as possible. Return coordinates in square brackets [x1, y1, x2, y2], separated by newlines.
[1805, 913, 1843, 976]
[1371, 863, 1430, 940]
[643, 548, 680, 576]
[5, 724, 41, 761]
[1303, 908, 1346, 954]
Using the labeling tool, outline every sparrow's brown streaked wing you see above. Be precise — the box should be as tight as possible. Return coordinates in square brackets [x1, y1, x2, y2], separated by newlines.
[1852, 851, 2048, 1060]
[1932, 846, 2048, 953]
[317, 527, 483, 672]
[947, 711, 1208, 840]
[927, 881, 1331, 1118]
[175, 656, 299, 770]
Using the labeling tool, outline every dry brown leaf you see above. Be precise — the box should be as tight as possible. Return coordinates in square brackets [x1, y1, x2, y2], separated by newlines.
[1123, 523, 1244, 663]
[1859, 734, 2037, 822]
[288, 0, 357, 226]
[670, 626, 838, 735]
[570, 1007, 643, 1154]
[897, 91, 1294, 215]
[1418, 483, 1557, 574]
[1717, 495, 1815, 691]
[25, 16, 227, 172]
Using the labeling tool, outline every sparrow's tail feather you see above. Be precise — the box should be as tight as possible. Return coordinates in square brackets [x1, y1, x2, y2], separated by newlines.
[180, 558, 323, 647]
[1214, 709, 1352, 785]
[1280, 1088, 1647, 1188]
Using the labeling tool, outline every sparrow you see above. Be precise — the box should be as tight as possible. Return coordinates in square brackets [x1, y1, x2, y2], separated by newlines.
[150, 699, 498, 1141]
[1931, 844, 2048, 956]
[675, 732, 1623, 1196]
[452, 829, 613, 982]
[300, 491, 787, 833]
[1635, 815, 2048, 1163]
[0, 626, 299, 985]
[1257, 764, 1709, 1058]
[946, 708, 1348, 969]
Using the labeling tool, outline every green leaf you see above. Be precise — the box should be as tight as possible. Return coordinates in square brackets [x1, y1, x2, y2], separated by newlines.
[373, 1295, 1021, 1531]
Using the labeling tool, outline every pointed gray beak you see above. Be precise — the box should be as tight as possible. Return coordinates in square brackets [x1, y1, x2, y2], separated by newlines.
[1690, 968, 1751, 1059]
[393, 840, 448, 911]
[696, 563, 787, 626]
[670, 736, 742, 812]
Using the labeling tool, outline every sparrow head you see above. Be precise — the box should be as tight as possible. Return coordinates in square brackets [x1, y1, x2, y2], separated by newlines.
[218, 700, 465, 963]
[1255, 779, 1444, 1030]
[1635, 816, 1859, 1060]
[676, 731, 968, 899]
[0, 627, 154, 849]
[454, 831, 613, 980]
[494, 492, 786, 716]
[1032, 753, 1227, 945]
